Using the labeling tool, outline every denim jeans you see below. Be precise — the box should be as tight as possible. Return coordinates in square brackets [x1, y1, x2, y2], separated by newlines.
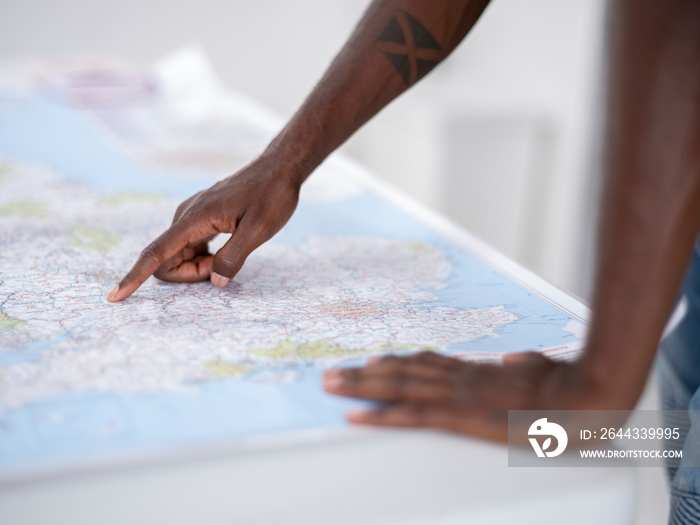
[658, 239, 700, 524]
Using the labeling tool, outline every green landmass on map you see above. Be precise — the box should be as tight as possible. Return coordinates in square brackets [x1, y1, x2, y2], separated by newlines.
[0, 311, 26, 331]
[0, 201, 47, 217]
[69, 226, 121, 252]
[203, 361, 254, 378]
[101, 192, 167, 205]
[250, 339, 435, 360]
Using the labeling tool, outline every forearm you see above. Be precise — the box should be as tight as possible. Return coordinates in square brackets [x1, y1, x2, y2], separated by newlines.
[579, 0, 700, 407]
[262, 0, 491, 184]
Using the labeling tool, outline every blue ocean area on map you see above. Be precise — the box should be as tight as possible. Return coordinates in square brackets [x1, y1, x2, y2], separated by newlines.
[0, 93, 580, 473]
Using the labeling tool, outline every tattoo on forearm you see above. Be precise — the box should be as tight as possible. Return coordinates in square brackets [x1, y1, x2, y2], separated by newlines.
[376, 10, 441, 86]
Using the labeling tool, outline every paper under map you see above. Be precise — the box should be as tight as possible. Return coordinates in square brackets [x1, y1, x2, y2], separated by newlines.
[0, 88, 586, 478]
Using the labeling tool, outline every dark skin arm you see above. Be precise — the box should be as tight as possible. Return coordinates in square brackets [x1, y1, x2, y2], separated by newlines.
[324, 0, 700, 440]
[106, 0, 491, 302]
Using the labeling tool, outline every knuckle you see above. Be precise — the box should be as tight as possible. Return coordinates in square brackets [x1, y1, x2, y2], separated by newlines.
[140, 242, 165, 265]
[340, 369, 361, 389]
[415, 350, 439, 362]
[174, 193, 201, 219]
[218, 246, 242, 265]
[214, 250, 244, 276]
[174, 203, 186, 219]
[139, 240, 169, 270]
[376, 355, 401, 367]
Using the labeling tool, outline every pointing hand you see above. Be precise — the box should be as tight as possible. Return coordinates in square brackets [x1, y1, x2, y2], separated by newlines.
[107, 157, 300, 302]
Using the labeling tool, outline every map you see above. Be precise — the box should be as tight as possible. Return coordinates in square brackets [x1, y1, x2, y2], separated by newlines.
[0, 90, 586, 479]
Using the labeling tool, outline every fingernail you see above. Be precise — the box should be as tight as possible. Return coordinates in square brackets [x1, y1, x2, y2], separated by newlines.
[326, 377, 344, 389]
[323, 369, 344, 388]
[347, 409, 369, 420]
[106, 285, 120, 302]
[211, 272, 230, 288]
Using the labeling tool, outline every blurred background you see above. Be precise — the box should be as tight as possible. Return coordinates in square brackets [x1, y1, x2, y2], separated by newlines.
[1, 0, 607, 301]
[0, 1, 669, 523]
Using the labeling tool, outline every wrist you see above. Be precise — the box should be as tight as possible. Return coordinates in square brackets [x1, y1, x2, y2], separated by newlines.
[261, 113, 337, 188]
[555, 356, 641, 410]
[538, 360, 633, 411]
[256, 139, 314, 191]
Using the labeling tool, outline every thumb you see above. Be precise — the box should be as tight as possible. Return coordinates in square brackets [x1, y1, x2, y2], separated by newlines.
[210, 225, 260, 287]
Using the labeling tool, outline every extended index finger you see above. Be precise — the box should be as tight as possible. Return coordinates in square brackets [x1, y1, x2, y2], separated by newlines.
[107, 223, 193, 302]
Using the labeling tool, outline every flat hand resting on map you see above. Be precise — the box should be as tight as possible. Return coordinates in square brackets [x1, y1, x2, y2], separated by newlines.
[323, 351, 590, 441]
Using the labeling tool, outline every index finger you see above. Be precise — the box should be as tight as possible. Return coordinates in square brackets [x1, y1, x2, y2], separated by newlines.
[107, 222, 193, 302]
[323, 367, 453, 403]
